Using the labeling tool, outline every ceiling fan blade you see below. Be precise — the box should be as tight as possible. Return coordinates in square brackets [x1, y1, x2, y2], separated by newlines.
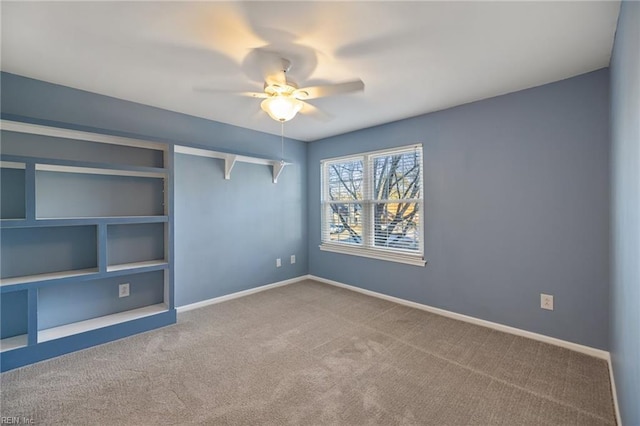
[242, 91, 269, 98]
[194, 87, 268, 98]
[294, 79, 364, 100]
[300, 101, 332, 122]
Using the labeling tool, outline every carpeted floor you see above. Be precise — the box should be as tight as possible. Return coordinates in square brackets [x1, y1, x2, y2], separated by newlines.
[1, 280, 616, 425]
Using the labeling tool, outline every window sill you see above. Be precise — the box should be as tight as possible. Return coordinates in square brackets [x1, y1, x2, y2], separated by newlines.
[319, 243, 426, 267]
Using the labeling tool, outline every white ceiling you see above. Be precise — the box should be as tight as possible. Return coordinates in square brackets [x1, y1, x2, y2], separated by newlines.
[1, 1, 620, 142]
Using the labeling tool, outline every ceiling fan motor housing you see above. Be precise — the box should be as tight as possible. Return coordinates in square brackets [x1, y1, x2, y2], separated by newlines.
[264, 80, 298, 97]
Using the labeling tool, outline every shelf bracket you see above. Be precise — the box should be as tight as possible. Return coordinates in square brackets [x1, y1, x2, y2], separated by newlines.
[224, 155, 237, 180]
[272, 161, 286, 184]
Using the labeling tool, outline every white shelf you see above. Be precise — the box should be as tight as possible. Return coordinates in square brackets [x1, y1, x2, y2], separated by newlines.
[1, 216, 169, 229]
[38, 303, 168, 343]
[0, 218, 27, 223]
[106, 260, 168, 272]
[0, 268, 98, 287]
[0, 161, 26, 169]
[35, 216, 168, 221]
[174, 144, 290, 183]
[0, 334, 28, 352]
[1, 119, 167, 151]
[35, 163, 166, 178]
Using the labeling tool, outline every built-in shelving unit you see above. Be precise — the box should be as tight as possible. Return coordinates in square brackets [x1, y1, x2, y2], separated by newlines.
[0, 120, 176, 371]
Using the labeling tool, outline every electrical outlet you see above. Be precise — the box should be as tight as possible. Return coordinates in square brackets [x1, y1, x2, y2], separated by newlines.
[119, 283, 130, 298]
[541, 293, 554, 310]
[290, 255, 296, 264]
[276, 258, 281, 268]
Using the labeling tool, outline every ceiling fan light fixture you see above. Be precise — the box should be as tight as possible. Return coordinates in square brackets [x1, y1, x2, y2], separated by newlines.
[261, 96, 303, 122]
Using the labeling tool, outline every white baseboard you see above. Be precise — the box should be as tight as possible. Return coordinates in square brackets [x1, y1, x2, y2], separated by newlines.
[308, 274, 610, 360]
[176, 275, 306, 313]
[607, 356, 622, 426]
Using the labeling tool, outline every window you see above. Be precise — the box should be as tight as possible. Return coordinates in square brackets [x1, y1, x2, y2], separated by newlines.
[320, 144, 425, 266]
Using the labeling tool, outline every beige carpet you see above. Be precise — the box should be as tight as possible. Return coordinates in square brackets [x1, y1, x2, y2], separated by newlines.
[1, 280, 616, 425]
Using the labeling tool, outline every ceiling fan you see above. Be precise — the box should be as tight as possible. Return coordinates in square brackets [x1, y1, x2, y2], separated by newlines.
[199, 57, 364, 122]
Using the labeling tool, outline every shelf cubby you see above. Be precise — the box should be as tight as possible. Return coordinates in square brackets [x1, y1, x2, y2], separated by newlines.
[35, 169, 164, 218]
[107, 222, 165, 267]
[0, 162, 26, 220]
[38, 304, 168, 343]
[0, 226, 98, 281]
[1, 129, 165, 168]
[0, 291, 28, 352]
[37, 270, 166, 339]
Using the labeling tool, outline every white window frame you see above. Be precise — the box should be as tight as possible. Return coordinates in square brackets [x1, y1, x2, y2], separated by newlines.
[320, 144, 426, 267]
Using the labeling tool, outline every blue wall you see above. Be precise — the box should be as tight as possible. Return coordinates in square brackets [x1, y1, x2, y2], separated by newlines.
[1, 72, 308, 308]
[610, 2, 640, 424]
[0, 66, 617, 353]
[308, 69, 611, 350]
[174, 153, 307, 306]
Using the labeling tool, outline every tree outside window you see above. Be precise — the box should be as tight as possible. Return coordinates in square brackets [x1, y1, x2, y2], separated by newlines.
[321, 145, 424, 265]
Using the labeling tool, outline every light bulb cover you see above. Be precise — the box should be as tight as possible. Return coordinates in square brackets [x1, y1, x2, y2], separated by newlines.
[261, 96, 303, 122]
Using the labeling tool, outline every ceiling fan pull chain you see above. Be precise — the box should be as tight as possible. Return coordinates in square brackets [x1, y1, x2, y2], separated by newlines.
[281, 120, 285, 161]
